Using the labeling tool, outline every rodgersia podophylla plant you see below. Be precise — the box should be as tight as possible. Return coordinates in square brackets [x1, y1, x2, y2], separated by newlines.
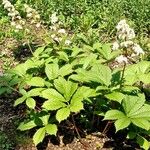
[112, 19, 145, 65]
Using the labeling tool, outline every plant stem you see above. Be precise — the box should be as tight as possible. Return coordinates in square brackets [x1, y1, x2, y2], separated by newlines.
[120, 61, 126, 89]
[71, 114, 81, 139]
[102, 121, 112, 135]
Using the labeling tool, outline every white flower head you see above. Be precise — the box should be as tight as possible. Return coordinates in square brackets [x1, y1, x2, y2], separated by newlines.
[112, 41, 119, 50]
[116, 19, 128, 31]
[65, 40, 71, 45]
[51, 12, 58, 24]
[120, 41, 134, 48]
[115, 55, 128, 63]
[132, 44, 145, 55]
[58, 29, 66, 34]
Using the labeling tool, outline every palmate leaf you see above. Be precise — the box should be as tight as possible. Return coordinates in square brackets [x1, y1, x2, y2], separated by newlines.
[54, 77, 78, 101]
[104, 94, 150, 131]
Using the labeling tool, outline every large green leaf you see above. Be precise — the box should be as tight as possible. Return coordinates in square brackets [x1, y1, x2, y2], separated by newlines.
[54, 77, 66, 94]
[104, 110, 126, 120]
[45, 124, 57, 136]
[59, 64, 73, 77]
[45, 63, 59, 80]
[105, 92, 125, 103]
[70, 100, 84, 112]
[42, 99, 66, 110]
[88, 64, 111, 86]
[27, 88, 45, 97]
[115, 117, 131, 132]
[131, 118, 150, 130]
[26, 98, 36, 109]
[122, 95, 145, 116]
[41, 89, 66, 101]
[33, 127, 46, 146]
[18, 120, 36, 131]
[33, 46, 45, 57]
[27, 77, 45, 87]
[14, 96, 26, 106]
[64, 81, 78, 101]
[56, 107, 70, 122]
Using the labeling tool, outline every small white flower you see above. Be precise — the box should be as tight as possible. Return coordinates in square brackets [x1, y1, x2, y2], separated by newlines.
[36, 23, 41, 28]
[132, 44, 145, 55]
[27, 13, 32, 18]
[35, 14, 40, 19]
[112, 41, 119, 50]
[50, 25, 57, 31]
[118, 32, 126, 40]
[15, 24, 23, 30]
[115, 55, 128, 63]
[65, 40, 71, 45]
[19, 20, 25, 25]
[58, 29, 66, 34]
[120, 41, 134, 48]
[11, 21, 16, 26]
[51, 34, 55, 38]
[31, 20, 35, 24]
[54, 37, 59, 42]
[51, 12, 58, 24]
[8, 12, 16, 17]
[127, 28, 135, 40]
[16, 16, 21, 20]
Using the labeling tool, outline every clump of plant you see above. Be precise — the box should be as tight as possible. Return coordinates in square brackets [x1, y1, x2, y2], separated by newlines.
[1, 18, 150, 150]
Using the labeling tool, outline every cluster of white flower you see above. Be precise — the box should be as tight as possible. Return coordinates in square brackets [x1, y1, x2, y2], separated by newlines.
[50, 13, 71, 46]
[116, 19, 135, 40]
[24, 4, 41, 28]
[112, 19, 145, 64]
[2, 0, 25, 31]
